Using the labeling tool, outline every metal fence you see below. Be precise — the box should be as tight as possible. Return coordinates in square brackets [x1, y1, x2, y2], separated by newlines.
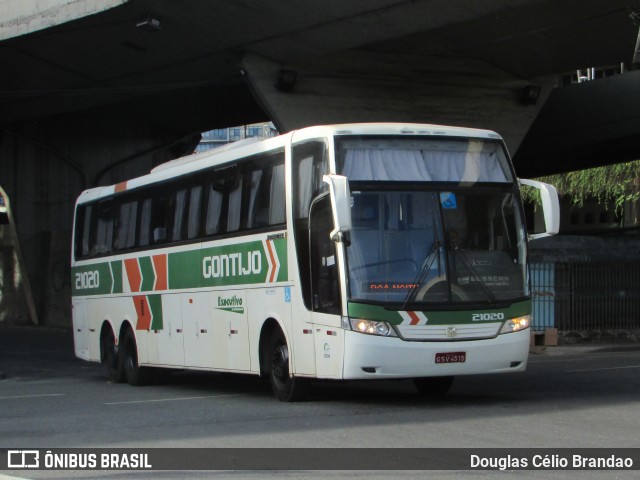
[531, 262, 640, 331]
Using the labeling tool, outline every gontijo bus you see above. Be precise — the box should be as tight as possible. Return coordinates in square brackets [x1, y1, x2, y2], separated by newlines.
[71, 123, 559, 401]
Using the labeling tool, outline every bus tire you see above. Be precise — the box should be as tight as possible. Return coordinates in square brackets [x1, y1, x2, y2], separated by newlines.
[101, 326, 124, 383]
[121, 328, 150, 386]
[413, 376, 454, 396]
[269, 329, 307, 402]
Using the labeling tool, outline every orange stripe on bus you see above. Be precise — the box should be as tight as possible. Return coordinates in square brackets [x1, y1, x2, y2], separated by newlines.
[265, 240, 277, 283]
[124, 258, 142, 293]
[152, 254, 168, 291]
[133, 295, 152, 330]
[115, 181, 128, 193]
[407, 311, 421, 326]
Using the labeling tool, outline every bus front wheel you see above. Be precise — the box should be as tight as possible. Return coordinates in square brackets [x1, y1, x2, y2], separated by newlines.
[413, 376, 454, 396]
[269, 330, 307, 402]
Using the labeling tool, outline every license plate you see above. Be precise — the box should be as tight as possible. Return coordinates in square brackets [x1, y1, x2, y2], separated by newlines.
[435, 352, 466, 364]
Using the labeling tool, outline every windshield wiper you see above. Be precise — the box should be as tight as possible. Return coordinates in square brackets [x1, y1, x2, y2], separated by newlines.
[451, 248, 496, 304]
[402, 237, 442, 310]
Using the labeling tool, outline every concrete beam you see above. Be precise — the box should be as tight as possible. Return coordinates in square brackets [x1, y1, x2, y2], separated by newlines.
[241, 52, 555, 154]
[0, 0, 128, 41]
[515, 70, 640, 177]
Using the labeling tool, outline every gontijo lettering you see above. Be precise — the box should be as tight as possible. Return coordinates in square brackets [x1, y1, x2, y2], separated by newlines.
[202, 251, 261, 279]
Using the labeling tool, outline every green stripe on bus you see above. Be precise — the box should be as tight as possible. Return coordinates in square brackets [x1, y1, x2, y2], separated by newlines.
[71, 263, 113, 297]
[139, 256, 155, 291]
[73, 236, 289, 295]
[166, 250, 201, 290]
[169, 239, 287, 290]
[110, 261, 123, 294]
[273, 237, 288, 282]
[347, 299, 532, 326]
[148, 294, 163, 330]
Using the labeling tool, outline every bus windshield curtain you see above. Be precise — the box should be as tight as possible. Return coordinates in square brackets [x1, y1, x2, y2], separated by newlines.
[341, 147, 509, 183]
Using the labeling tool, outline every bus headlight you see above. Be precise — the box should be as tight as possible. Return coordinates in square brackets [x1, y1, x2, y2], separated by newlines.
[348, 318, 397, 337]
[500, 315, 531, 334]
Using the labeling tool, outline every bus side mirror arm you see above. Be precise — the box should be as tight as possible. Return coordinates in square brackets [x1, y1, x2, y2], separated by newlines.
[330, 231, 351, 246]
[323, 174, 352, 243]
[519, 178, 560, 240]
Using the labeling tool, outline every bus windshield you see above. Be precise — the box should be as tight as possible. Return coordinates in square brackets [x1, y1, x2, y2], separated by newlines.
[346, 187, 528, 307]
[335, 134, 526, 307]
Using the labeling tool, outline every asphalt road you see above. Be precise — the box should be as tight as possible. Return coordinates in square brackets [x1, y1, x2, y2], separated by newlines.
[1, 325, 640, 479]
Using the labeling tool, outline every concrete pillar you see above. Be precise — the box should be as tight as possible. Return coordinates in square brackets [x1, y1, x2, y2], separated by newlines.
[0, 187, 35, 325]
[0, 112, 199, 326]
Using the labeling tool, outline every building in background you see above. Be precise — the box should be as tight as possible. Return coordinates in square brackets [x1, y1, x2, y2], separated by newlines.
[196, 123, 278, 153]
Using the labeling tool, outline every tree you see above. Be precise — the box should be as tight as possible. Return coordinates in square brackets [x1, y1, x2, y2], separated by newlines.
[521, 160, 640, 224]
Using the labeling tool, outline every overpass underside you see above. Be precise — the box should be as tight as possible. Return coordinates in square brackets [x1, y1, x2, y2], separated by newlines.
[0, 0, 637, 325]
[241, 52, 552, 153]
[0, 50, 556, 325]
[514, 70, 640, 177]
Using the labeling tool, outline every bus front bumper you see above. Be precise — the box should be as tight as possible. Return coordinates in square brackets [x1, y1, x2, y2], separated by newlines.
[342, 328, 530, 379]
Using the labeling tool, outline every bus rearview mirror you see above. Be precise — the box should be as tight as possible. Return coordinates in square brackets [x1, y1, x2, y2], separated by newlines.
[519, 178, 560, 240]
[323, 174, 352, 242]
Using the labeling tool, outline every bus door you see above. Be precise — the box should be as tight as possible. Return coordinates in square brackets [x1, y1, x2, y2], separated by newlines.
[309, 195, 345, 378]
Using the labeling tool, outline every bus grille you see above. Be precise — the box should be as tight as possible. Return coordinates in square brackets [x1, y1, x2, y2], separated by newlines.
[397, 322, 502, 341]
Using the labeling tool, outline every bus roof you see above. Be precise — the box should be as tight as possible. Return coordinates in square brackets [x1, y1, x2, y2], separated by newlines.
[75, 123, 503, 205]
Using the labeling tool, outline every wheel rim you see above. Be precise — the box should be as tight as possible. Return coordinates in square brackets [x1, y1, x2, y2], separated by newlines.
[105, 334, 118, 369]
[272, 341, 289, 384]
[125, 339, 136, 374]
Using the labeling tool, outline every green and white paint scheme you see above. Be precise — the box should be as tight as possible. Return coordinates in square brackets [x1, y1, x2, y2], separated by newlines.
[71, 123, 551, 396]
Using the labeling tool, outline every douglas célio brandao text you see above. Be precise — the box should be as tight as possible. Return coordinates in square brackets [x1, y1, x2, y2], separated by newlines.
[470, 454, 634, 470]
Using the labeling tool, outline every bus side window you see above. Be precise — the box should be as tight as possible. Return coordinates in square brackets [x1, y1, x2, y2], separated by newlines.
[246, 168, 265, 228]
[170, 188, 188, 242]
[268, 162, 286, 225]
[227, 172, 243, 233]
[207, 164, 239, 235]
[139, 198, 152, 247]
[293, 140, 329, 310]
[187, 185, 202, 239]
[205, 184, 223, 235]
[90, 200, 114, 256]
[293, 141, 328, 221]
[115, 200, 138, 250]
[150, 193, 169, 244]
[74, 204, 92, 259]
[246, 156, 285, 229]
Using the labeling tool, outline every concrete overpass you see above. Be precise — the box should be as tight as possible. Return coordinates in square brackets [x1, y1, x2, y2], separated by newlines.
[0, 0, 638, 325]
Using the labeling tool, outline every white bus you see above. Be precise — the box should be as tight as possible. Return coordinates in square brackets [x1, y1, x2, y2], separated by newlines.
[71, 123, 559, 401]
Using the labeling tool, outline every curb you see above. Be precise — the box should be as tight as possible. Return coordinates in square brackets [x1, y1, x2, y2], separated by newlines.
[530, 344, 640, 356]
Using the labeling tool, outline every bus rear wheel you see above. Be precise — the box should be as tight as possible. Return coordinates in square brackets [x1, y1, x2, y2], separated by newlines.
[101, 327, 124, 383]
[413, 376, 454, 396]
[121, 328, 151, 386]
[269, 330, 307, 402]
